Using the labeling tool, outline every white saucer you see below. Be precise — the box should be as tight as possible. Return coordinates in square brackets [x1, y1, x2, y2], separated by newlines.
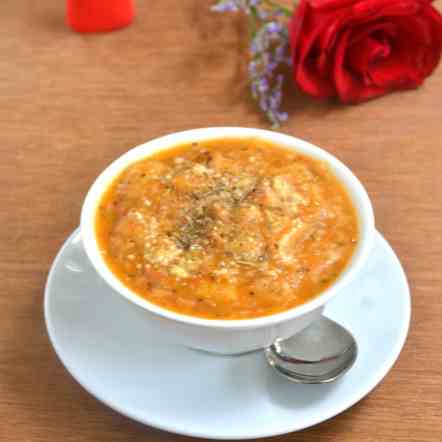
[44, 229, 410, 440]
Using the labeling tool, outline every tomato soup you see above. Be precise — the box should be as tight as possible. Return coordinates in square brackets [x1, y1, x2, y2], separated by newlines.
[95, 138, 358, 319]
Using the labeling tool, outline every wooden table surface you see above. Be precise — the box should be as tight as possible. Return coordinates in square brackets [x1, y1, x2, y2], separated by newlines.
[2, 1, 442, 441]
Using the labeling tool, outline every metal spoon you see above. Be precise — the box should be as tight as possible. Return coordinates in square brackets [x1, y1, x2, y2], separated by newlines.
[265, 316, 357, 384]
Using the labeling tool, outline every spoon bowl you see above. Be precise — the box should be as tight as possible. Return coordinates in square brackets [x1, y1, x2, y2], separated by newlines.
[265, 316, 358, 384]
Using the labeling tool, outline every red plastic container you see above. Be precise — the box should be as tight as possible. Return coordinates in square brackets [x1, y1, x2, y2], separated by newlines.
[67, 0, 135, 33]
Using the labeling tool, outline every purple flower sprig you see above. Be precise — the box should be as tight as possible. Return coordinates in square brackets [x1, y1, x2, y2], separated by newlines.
[212, 1, 291, 18]
[212, 1, 292, 127]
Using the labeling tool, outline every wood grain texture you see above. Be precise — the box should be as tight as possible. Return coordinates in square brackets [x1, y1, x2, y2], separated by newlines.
[1, 1, 441, 441]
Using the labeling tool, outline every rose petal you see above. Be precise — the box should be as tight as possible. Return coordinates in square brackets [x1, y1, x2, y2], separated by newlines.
[349, 21, 397, 46]
[310, 0, 359, 10]
[290, 0, 309, 65]
[368, 11, 442, 84]
[350, 0, 422, 20]
[347, 35, 392, 84]
[369, 57, 423, 88]
[334, 30, 388, 102]
[296, 56, 337, 97]
[422, 5, 442, 74]
[290, 0, 338, 97]
[291, 1, 338, 63]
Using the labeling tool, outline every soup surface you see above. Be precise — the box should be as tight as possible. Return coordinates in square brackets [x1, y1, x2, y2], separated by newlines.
[96, 138, 358, 319]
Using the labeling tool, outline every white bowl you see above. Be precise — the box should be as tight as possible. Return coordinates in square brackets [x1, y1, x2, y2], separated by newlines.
[80, 127, 375, 355]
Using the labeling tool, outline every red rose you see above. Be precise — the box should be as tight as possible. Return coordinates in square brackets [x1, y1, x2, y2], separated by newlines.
[289, 0, 442, 102]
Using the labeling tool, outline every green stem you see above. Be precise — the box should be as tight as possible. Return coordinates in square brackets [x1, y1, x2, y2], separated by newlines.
[263, 0, 293, 17]
[249, 6, 260, 38]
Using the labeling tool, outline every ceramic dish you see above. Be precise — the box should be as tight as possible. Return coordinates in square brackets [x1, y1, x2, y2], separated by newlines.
[80, 128, 375, 354]
[44, 229, 410, 439]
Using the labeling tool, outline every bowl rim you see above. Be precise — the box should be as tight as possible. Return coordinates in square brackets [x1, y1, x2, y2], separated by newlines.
[80, 127, 375, 330]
